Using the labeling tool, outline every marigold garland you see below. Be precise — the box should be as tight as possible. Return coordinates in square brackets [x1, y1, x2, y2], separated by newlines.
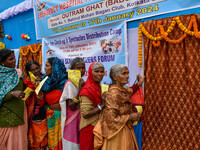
[20, 44, 41, 56]
[138, 15, 200, 67]
[19, 43, 42, 69]
[0, 22, 4, 38]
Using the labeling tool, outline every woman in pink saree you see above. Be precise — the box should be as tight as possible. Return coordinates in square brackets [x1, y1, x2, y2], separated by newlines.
[60, 57, 85, 150]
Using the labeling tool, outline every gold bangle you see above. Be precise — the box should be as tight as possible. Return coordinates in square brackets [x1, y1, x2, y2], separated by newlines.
[73, 97, 80, 103]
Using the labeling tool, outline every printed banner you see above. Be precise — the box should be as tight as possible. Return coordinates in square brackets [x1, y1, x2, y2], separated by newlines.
[42, 22, 127, 84]
[34, 0, 200, 39]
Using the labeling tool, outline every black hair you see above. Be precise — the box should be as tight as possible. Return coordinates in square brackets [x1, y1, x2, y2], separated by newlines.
[25, 61, 40, 76]
[47, 57, 55, 66]
[70, 57, 85, 69]
[0, 49, 14, 65]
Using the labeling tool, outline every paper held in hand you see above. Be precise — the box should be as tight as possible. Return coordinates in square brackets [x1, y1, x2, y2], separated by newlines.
[22, 87, 33, 101]
[28, 71, 37, 82]
[133, 105, 143, 126]
[35, 76, 48, 95]
[100, 83, 109, 94]
[68, 70, 81, 87]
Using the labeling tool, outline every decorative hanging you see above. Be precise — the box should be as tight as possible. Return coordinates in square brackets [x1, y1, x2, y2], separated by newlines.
[138, 15, 200, 67]
[5, 35, 12, 40]
[19, 43, 42, 69]
[21, 34, 30, 41]
[0, 22, 4, 38]
[0, 0, 33, 21]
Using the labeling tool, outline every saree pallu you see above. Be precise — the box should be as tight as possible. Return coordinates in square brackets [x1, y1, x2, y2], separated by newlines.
[28, 119, 48, 149]
[46, 107, 62, 150]
[63, 105, 80, 149]
[80, 125, 95, 150]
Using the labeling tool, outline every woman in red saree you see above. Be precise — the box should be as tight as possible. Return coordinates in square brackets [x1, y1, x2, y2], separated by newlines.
[79, 62, 105, 150]
[24, 61, 48, 150]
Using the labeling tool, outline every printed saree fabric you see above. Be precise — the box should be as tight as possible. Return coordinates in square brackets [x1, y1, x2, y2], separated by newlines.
[24, 77, 48, 149]
[45, 89, 63, 150]
[142, 14, 200, 150]
[93, 85, 138, 150]
[0, 65, 19, 106]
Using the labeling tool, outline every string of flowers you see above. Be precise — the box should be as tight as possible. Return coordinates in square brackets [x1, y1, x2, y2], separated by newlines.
[20, 44, 42, 56]
[138, 15, 200, 67]
[138, 25, 143, 66]
[138, 20, 176, 66]
[19, 43, 42, 69]
[0, 22, 4, 38]
[39, 50, 42, 65]
[19, 52, 22, 69]
[159, 18, 193, 43]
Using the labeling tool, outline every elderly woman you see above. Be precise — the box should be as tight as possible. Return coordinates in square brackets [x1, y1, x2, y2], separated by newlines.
[41, 57, 68, 150]
[24, 61, 48, 149]
[94, 64, 142, 150]
[0, 49, 27, 150]
[79, 62, 105, 150]
[60, 57, 86, 150]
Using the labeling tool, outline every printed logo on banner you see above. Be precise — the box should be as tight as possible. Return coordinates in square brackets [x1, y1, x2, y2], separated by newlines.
[42, 22, 127, 85]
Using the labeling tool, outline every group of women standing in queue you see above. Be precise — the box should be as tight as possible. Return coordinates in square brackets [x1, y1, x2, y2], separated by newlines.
[0, 48, 144, 150]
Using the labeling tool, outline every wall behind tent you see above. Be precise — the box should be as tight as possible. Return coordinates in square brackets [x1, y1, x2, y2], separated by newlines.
[1, 9, 41, 49]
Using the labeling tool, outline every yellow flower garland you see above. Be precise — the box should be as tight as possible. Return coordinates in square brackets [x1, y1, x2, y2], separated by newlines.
[19, 44, 42, 69]
[138, 15, 200, 67]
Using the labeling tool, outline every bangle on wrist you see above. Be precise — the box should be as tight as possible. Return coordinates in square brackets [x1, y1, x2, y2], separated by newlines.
[73, 97, 80, 103]
[97, 104, 102, 111]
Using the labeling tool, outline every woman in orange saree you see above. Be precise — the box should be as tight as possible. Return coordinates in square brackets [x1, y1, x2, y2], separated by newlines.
[24, 61, 48, 150]
[93, 64, 141, 150]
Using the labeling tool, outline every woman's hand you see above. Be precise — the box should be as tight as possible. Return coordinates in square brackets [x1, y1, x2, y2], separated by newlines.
[129, 113, 141, 121]
[33, 76, 42, 88]
[68, 99, 79, 111]
[78, 78, 85, 90]
[11, 91, 25, 99]
[137, 74, 145, 86]
[36, 91, 44, 101]
[49, 103, 61, 111]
